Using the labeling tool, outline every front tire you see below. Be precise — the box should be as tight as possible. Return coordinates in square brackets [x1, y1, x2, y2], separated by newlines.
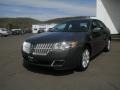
[78, 48, 90, 71]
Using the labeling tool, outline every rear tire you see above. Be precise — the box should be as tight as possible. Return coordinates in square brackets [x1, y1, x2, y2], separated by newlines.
[104, 39, 111, 52]
[0, 34, 2, 37]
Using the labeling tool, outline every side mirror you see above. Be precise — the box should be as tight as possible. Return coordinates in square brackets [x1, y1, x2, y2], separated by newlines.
[92, 27, 102, 32]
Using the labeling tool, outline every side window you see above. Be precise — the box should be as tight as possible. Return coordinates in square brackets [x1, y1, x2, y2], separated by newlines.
[80, 22, 88, 30]
[68, 24, 72, 31]
[97, 20, 108, 34]
[98, 21, 106, 30]
[91, 21, 102, 37]
[91, 21, 100, 30]
[68, 23, 80, 31]
[68, 21, 89, 31]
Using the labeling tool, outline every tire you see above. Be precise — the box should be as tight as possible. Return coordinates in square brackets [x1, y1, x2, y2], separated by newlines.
[104, 39, 111, 52]
[78, 47, 90, 71]
[38, 30, 41, 33]
[4, 35, 8, 37]
[0, 33, 2, 37]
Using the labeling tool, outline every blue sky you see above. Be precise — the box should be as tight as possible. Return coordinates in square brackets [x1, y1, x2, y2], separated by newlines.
[0, 0, 96, 21]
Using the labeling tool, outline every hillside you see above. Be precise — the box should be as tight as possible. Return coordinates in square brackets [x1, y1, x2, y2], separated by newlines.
[0, 16, 90, 31]
[0, 17, 41, 30]
[44, 16, 90, 24]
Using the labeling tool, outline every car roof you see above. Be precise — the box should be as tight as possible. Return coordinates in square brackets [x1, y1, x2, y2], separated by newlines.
[62, 18, 98, 23]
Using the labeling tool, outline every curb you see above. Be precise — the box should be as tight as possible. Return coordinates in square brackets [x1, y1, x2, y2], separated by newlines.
[112, 38, 120, 41]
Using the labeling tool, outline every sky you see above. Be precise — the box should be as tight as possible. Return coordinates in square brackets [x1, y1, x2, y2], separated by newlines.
[0, 0, 96, 21]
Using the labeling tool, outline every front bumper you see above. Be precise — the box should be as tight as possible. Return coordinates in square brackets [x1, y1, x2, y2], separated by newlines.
[22, 48, 81, 70]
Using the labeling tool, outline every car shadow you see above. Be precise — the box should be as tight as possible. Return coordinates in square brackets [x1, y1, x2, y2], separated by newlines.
[90, 50, 105, 61]
[23, 62, 74, 76]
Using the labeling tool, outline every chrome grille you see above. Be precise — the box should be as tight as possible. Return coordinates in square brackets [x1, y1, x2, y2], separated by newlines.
[31, 43, 53, 55]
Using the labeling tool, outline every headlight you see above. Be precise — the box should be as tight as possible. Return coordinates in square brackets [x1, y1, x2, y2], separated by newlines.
[22, 41, 31, 53]
[53, 41, 77, 50]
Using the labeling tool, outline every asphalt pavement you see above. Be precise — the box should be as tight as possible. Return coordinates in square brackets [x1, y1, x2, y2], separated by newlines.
[0, 34, 120, 90]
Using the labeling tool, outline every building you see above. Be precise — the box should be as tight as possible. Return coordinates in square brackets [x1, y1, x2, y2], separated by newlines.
[97, 0, 120, 34]
[32, 24, 56, 34]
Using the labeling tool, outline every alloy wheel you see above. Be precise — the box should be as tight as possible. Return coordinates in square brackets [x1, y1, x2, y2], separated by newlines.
[107, 40, 111, 51]
[82, 49, 90, 68]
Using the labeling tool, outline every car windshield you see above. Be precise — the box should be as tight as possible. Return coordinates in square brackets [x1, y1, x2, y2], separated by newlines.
[50, 20, 90, 32]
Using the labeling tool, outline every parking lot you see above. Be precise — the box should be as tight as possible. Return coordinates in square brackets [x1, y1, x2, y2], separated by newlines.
[0, 34, 120, 90]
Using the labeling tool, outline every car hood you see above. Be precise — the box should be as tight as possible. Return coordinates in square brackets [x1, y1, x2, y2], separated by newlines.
[26, 32, 87, 43]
